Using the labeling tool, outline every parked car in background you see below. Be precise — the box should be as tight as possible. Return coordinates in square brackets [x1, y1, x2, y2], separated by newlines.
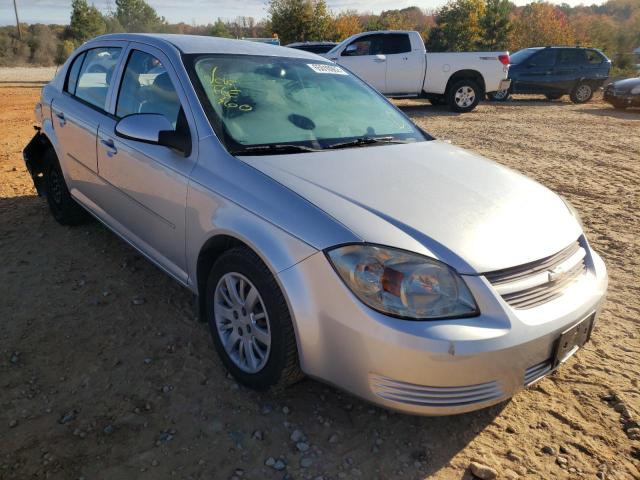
[604, 76, 640, 109]
[323, 30, 511, 113]
[489, 46, 611, 103]
[286, 41, 337, 54]
[24, 34, 608, 416]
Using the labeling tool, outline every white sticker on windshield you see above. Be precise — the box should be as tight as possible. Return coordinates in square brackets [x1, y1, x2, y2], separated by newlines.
[307, 63, 348, 75]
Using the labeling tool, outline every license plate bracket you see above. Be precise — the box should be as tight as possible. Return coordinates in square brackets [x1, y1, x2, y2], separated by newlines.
[553, 313, 595, 366]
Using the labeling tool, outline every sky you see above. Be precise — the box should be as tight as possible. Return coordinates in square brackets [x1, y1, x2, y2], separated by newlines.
[1, 0, 605, 26]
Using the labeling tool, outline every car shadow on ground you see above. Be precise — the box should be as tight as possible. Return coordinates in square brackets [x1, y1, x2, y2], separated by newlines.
[1, 193, 507, 479]
[578, 106, 640, 120]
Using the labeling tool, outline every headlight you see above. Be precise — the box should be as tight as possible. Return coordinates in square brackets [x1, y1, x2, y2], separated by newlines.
[631, 85, 640, 95]
[326, 244, 479, 320]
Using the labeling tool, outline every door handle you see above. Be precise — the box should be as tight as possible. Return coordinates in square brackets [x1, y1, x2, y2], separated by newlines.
[374, 57, 386, 63]
[100, 138, 117, 157]
[55, 111, 66, 127]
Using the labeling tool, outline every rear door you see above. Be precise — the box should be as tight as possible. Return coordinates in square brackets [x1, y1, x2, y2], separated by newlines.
[383, 33, 425, 95]
[51, 45, 124, 193]
[334, 34, 387, 92]
[515, 48, 557, 93]
[553, 49, 585, 92]
[96, 45, 197, 282]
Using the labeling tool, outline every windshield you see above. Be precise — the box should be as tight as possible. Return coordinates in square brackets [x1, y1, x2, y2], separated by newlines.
[509, 48, 539, 65]
[186, 54, 428, 153]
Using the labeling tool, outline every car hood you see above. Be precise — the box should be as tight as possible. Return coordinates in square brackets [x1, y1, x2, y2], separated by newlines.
[611, 77, 640, 91]
[238, 141, 581, 274]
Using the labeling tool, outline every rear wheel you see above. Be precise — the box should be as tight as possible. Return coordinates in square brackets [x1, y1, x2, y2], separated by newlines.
[545, 93, 564, 101]
[570, 83, 593, 104]
[487, 89, 510, 101]
[44, 149, 88, 225]
[206, 247, 303, 390]
[447, 79, 481, 113]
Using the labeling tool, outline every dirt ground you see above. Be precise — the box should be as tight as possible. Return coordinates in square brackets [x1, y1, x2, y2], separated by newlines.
[1, 84, 638, 480]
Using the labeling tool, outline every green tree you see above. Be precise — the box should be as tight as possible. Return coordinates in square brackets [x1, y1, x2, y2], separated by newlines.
[479, 0, 512, 50]
[268, 0, 333, 44]
[115, 0, 166, 32]
[210, 18, 232, 38]
[426, 0, 486, 51]
[68, 0, 106, 45]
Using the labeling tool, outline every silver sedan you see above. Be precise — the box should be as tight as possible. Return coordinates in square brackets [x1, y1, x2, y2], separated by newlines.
[23, 34, 608, 415]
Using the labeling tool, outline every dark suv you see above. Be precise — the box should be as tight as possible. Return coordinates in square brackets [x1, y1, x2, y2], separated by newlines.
[489, 46, 611, 103]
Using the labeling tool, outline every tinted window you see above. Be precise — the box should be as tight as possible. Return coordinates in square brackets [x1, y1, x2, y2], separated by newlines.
[585, 50, 605, 64]
[509, 48, 538, 65]
[529, 49, 556, 67]
[66, 52, 86, 95]
[558, 49, 585, 65]
[343, 34, 384, 56]
[381, 34, 411, 55]
[116, 50, 181, 127]
[75, 47, 122, 110]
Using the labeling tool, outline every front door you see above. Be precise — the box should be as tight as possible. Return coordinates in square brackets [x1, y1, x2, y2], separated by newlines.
[334, 34, 387, 92]
[97, 46, 197, 283]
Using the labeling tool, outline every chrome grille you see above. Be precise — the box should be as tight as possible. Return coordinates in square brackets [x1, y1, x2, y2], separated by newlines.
[369, 374, 503, 407]
[485, 240, 587, 309]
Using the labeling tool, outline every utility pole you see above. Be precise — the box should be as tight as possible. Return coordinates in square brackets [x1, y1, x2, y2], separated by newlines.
[13, 0, 23, 40]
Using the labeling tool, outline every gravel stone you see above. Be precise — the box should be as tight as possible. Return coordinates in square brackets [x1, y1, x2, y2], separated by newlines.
[469, 461, 498, 480]
[290, 429, 306, 442]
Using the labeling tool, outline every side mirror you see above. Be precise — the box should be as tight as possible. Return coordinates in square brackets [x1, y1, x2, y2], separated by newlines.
[115, 113, 190, 156]
[342, 44, 358, 56]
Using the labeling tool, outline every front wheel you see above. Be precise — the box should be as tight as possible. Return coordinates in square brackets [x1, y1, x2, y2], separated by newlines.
[447, 79, 481, 112]
[570, 83, 593, 104]
[206, 247, 303, 390]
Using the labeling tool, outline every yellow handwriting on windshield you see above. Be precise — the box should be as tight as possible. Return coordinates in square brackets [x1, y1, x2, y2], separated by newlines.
[211, 66, 253, 112]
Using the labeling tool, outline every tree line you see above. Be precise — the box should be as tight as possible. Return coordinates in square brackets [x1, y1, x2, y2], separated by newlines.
[0, 0, 638, 74]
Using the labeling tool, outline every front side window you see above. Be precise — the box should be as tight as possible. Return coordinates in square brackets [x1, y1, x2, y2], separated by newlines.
[116, 50, 181, 127]
[343, 35, 384, 56]
[75, 47, 122, 110]
[187, 55, 428, 153]
[585, 50, 605, 64]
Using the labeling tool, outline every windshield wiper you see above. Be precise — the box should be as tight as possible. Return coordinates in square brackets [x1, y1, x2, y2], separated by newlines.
[325, 136, 410, 150]
[230, 144, 321, 156]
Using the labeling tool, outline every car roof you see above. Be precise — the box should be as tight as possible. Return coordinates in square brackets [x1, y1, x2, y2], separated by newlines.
[89, 33, 322, 59]
[286, 41, 336, 47]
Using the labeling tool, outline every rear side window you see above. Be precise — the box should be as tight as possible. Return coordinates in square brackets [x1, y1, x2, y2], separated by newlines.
[116, 50, 181, 127]
[381, 34, 412, 55]
[66, 52, 86, 95]
[529, 49, 556, 67]
[585, 50, 605, 64]
[74, 47, 122, 110]
[558, 49, 586, 65]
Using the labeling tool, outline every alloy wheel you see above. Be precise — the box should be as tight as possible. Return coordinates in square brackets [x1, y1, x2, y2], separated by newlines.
[213, 272, 271, 373]
[575, 84, 592, 102]
[455, 86, 476, 108]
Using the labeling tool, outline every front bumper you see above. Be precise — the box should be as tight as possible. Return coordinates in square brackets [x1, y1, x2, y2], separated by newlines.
[278, 247, 608, 415]
[604, 90, 640, 107]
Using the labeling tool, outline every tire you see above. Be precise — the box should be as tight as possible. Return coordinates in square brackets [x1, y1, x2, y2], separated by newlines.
[545, 93, 564, 101]
[44, 149, 88, 225]
[205, 247, 303, 390]
[447, 79, 481, 113]
[570, 83, 593, 104]
[487, 89, 510, 101]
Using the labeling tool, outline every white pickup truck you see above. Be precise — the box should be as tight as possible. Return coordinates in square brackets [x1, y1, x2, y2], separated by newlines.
[323, 30, 511, 112]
